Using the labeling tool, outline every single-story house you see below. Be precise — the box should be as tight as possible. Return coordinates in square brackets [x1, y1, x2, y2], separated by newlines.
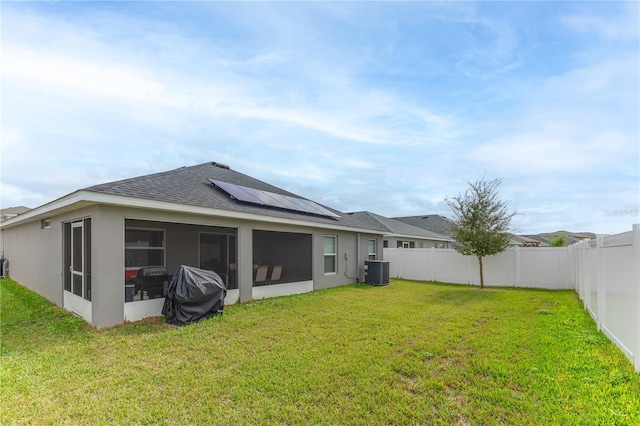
[392, 214, 454, 238]
[0, 162, 386, 327]
[348, 211, 454, 249]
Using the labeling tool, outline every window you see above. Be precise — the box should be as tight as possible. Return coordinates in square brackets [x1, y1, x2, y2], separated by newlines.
[383, 240, 388, 248]
[324, 235, 337, 274]
[417, 242, 424, 249]
[125, 228, 165, 268]
[368, 239, 377, 260]
[396, 240, 415, 248]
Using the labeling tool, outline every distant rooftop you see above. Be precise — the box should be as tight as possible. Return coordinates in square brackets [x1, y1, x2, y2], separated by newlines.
[392, 214, 453, 237]
[0, 206, 31, 221]
[348, 211, 453, 241]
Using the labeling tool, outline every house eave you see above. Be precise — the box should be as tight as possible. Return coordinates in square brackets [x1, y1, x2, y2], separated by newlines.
[0, 191, 95, 229]
[1, 191, 385, 235]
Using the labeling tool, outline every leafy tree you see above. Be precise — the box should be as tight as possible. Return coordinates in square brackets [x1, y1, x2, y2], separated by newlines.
[446, 178, 516, 289]
[548, 234, 570, 247]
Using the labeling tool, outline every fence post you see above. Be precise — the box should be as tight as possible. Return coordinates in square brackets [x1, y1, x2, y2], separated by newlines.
[429, 247, 435, 281]
[585, 240, 592, 311]
[571, 243, 578, 296]
[596, 236, 605, 331]
[579, 240, 588, 310]
[580, 242, 585, 302]
[514, 246, 520, 288]
[633, 224, 640, 372]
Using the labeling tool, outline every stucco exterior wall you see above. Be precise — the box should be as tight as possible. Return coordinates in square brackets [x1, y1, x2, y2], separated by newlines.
[1, 205, 98, 306]
[91, 205, 125, 327]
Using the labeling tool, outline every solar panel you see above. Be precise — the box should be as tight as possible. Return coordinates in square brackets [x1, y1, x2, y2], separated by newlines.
[296, 197, 341, 218]
[239, 185, 290, 210]
[208, 179, 262, 204]
[209, 179, 340, 219]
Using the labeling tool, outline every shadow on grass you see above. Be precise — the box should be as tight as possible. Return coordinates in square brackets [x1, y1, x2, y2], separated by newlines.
[348, 283, 388, 291]
[393, 279, 522, 306]
[104, 315, 175, 336]
[1, 279, 95, 354]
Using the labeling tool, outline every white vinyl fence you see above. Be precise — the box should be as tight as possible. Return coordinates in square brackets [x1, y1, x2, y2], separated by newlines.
[573, 224, 640, 372]
[384, 246, 573, 289]
[384, 224, 640, 372]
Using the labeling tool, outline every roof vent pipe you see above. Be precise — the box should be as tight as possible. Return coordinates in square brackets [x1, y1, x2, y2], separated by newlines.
[211, 162, 230, 170]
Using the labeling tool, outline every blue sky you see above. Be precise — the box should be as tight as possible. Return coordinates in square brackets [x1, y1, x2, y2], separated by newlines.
[1, 1, 638, 235]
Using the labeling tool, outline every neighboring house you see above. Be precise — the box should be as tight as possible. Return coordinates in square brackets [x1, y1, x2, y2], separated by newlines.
[527, 231, 595, 246]
[392, 215, 595, 248]
[508, 234, 544, 247]
[0, 162, 385, 327]
[0, 206, 30, 222]
[392, 214, 454, 237]
[348, 211, 454, 250]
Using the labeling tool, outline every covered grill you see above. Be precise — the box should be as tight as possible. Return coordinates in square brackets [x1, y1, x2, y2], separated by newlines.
[162, 265, 226, 326]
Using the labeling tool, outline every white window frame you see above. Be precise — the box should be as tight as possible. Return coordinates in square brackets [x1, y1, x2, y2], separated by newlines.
[324, 235, 337, 275]
[368, 239, 377, 260]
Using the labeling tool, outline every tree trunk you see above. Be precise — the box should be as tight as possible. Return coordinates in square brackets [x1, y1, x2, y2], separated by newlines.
[478, 255, 484, 289]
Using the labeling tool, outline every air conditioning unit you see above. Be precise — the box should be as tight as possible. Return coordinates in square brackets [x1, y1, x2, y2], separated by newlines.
[364, 260, 389, 286]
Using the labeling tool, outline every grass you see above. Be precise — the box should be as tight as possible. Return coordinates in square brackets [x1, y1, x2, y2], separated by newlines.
[1, 277, 639, 425]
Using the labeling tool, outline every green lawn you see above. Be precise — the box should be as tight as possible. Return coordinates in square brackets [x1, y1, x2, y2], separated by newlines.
[1, 278, 639, 425]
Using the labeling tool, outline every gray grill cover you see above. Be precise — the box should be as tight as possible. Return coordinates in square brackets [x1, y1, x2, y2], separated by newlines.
[162, 265, 226, 325]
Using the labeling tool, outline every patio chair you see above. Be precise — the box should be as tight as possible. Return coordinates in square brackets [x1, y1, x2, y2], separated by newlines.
[254, 265, 269, 286]
[269, 265, 283, 284]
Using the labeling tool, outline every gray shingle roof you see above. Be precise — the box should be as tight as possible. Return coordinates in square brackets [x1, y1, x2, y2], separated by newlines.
[392, 214, 453, 237]
[348, 211, 453, 241]
[85, 162, 385, 231]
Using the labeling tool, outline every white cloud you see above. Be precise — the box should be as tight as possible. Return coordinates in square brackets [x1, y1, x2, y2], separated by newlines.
[3, 47, 173, 105]
[562, 5, 640, 41]
[472, 131, 629, 174]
